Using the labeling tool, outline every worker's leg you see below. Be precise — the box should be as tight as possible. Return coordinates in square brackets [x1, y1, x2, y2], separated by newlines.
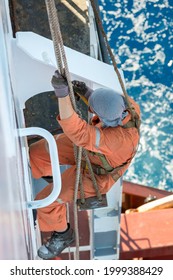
[29, 133, 75, 179]
[36, 167, 113, 232]
[34, 163, 114, 232]
[35, 165, 78, 234]
[36, 165, 77, 259]
[36, 166, 113, 259]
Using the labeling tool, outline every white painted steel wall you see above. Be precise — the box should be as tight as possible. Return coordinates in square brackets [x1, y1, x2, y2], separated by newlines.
[0, 0, 38, 259]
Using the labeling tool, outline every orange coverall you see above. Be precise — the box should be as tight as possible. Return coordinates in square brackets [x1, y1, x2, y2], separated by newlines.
[29, 97, 140, 232]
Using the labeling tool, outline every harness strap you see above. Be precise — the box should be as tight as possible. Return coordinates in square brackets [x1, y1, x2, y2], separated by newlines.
[83, 116, 140, 182]
[82, 159, 125, 182]
[124, 108, 141, 131]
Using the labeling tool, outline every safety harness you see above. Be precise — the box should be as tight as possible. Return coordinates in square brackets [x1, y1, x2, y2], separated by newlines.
[81, 109, 140, 184]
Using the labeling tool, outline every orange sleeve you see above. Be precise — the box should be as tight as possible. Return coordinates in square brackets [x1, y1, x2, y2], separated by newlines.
[57, 112, 102, 152]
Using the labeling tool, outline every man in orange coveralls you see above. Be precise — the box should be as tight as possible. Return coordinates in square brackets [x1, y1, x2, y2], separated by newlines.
[29, 70, 140, 259]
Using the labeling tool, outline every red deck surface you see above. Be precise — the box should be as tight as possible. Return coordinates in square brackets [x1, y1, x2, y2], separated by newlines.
[120, 208, 173, 260]
[48, 182, 173, 260]
[123, 181, 171, 198]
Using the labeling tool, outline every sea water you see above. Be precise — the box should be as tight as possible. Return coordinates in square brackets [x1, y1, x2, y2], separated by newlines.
[99, 0, 173, 191]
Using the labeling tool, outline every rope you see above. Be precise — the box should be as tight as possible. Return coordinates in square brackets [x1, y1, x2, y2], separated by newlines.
[45, 0, 102, 259]
[82, 149, 102, 200]
[45, 0, 76, 110]
[45, 0, 80, 260]
[90, 0, 135, 121]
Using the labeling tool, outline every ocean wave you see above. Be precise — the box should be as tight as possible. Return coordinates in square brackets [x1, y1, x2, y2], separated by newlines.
[99, 0, 173, 191]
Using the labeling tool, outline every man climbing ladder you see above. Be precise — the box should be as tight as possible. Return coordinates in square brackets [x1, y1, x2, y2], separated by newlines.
[29, 70, 140, 259]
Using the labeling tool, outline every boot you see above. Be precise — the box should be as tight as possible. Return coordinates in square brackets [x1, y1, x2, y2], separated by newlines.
[38, 224, 75, 259]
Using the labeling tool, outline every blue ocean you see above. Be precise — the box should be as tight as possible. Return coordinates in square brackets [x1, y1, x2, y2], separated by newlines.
[99, 0, 173, 191]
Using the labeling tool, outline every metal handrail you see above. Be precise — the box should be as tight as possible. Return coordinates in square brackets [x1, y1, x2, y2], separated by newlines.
[18, 127, 61, 209]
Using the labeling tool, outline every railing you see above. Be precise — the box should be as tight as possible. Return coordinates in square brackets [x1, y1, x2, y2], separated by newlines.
[18, 127, 61, 209]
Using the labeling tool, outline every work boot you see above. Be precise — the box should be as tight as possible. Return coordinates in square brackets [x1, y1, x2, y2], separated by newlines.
[38, 224, 75, 259]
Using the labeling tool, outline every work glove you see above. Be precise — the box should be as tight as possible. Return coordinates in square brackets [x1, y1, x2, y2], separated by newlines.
[51, 70, 69, 98]
[72, 80, 93, 101]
